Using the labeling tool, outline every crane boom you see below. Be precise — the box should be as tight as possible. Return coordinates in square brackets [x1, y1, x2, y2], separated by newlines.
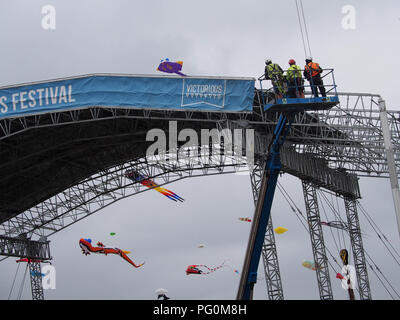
[237, 114, 293, 300]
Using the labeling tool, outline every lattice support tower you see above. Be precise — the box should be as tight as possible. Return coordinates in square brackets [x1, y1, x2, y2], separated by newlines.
[1, 84, 399, 300]
[302, 180, 334, 300]
[0, 235, 51, 300]
[249, 160, 284, 300]
[378, 98, 400, 240]
[343, 196, 372, 300]
[28, 261, 44, 300]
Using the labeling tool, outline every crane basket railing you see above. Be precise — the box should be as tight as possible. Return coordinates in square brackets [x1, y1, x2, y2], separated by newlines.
[258, 68, 338, 105]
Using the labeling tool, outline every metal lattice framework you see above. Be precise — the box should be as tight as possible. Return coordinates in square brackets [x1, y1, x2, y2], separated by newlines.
[1, 92, 399, 180]
[301, 180, 334, 300]
[0, 138, 361, 239]
[248, 138, 361, 300]
[292, 93, 400, 177]
[28, 261, 44, 300]
[344, 197, 372, 300]
[249, 160, 284, 300]
[0, 152, 249, 238]
[0, 235, 51, 260]
[0, 88, 399, 300]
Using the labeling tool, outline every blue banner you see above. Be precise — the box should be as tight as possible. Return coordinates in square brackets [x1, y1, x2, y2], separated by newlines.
[0, 75, 255, 119]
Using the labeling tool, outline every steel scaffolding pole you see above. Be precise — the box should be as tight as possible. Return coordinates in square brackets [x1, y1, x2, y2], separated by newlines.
[0, 235, 51, 300]
[237, 113, 292, 300]
[301, 180, 333, 300]
[0, 235, 51, 260]
[379, 98, 400, 241]
[344, 197, 372, 300]
[249, 161, 284, 300]
[28, 261, 44, 300]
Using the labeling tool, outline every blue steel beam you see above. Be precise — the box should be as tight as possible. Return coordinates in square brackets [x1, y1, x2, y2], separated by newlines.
[237, 113, 293, 300]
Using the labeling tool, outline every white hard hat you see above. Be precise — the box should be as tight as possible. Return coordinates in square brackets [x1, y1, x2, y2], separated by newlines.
[306, 56, 313, 61]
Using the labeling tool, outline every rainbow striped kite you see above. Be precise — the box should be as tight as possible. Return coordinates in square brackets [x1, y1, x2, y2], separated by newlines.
[125, 170, 184, 202]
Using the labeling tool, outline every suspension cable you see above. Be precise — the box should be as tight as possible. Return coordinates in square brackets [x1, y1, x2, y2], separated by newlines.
[276, 182, 343, 272]
[366, 262, 395, 300]
[277, 181, 308, 231]
[277, 181, 400, 299]
[17, 263, 28, 300]
[357, 201, 400, 263]
[364, 250, 400, 299]
[318, 191, 400, 298]
[299, 0, 313, 57]
[317, 190, 400, 298]
[317, 191, 342, 253]
[334, 193, 348, 249]
[294, 0, 308, 58]
[318, 190, 348, 250]
[276, 182, 357, 295]
[8, 262, 21, 300]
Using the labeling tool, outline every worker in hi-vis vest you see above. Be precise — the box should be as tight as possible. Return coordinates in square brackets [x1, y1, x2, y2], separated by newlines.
[264, 59, 285, 99]
[286, 59, 304, 98]
[304, 57, 326, 98]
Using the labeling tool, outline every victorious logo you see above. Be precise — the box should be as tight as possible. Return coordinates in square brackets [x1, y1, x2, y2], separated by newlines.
[181, 78, 226, 109]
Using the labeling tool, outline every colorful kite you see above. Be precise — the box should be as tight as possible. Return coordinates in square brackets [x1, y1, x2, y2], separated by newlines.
[157, 58, 186, 76]
[238, 217, 252, 222]
[110, 232, 116, 236]
[274, 227, 288, 234]
[125, 170, 184, 202]
[197, 244, 205, 248]
[79, 238, 144, 268]
[186, 262, 227, 275]
[302, 260, 323, 271]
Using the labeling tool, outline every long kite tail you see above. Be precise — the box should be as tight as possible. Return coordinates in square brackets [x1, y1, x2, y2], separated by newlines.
[120, 251, 145, 268]
[134, 261, 146, 268]
[157, 187, 185, 202]
[141, 179, 184, 202]
[125, 257, 145, 268]
[198, 261, 228, 274]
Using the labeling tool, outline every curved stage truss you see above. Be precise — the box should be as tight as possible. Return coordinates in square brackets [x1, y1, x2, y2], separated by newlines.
[0, 74, 399, 300]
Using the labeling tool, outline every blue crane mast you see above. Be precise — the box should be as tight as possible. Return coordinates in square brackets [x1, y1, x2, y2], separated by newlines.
[237, 69, 339, 300]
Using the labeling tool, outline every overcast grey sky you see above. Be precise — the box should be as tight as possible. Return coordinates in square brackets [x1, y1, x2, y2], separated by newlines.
[0, 0, 400, 300]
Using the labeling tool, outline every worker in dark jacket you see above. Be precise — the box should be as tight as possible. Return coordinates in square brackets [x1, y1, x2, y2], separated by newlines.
[264, 59, 285, 98]
[286, 59, 304, 98]
[304, 57, 326, 97]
